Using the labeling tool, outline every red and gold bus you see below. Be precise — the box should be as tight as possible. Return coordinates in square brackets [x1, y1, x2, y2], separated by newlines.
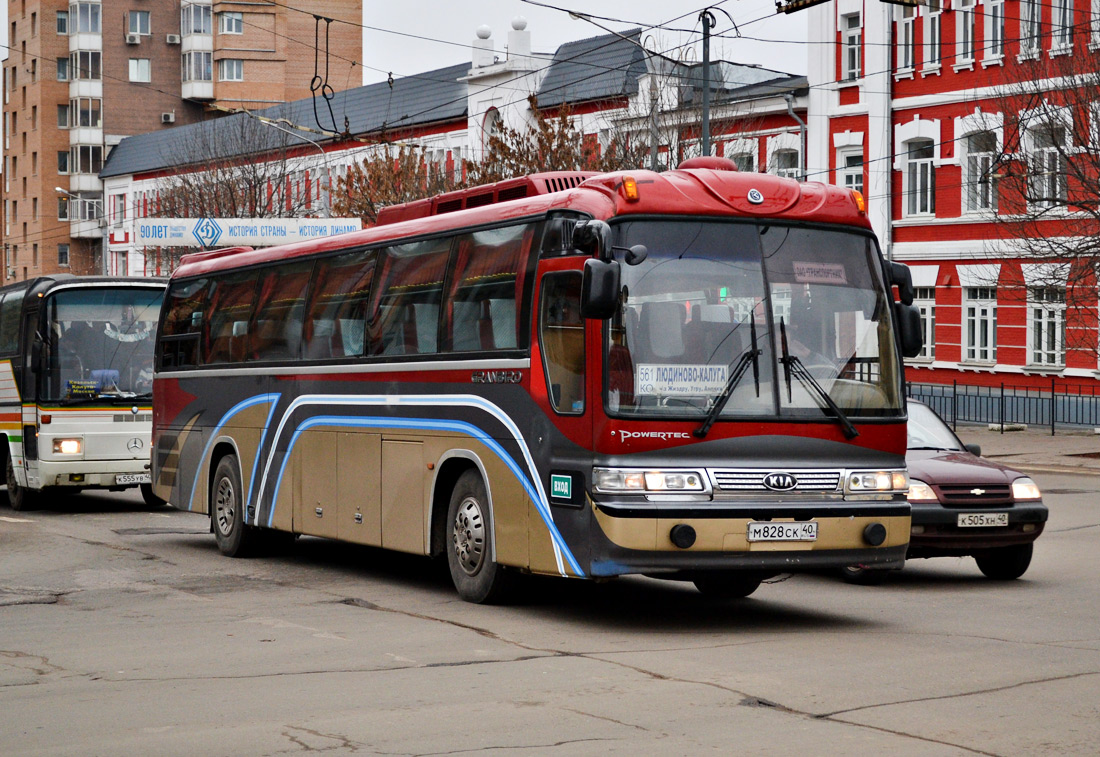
[152, 159, 923, 602]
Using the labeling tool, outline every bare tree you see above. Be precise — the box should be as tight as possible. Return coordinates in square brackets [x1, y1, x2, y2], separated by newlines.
[153, 115, 326, 220]
[331, 144, 464, 225]
[984, 46, 1100, 359]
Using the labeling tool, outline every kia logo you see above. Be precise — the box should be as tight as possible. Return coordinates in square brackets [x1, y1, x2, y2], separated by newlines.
[127, 438, 144, 452]
[762, 472, 798, 491]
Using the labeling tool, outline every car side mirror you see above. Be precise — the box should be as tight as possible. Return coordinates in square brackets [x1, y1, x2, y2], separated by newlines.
[965, 443, 982, 457]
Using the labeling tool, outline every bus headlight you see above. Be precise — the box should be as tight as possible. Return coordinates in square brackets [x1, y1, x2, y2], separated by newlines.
[593, 468, 706, 494]
[846, 470, 908, 494]
[53, 438, 82, 455]
[1011, 477, 1042, 501]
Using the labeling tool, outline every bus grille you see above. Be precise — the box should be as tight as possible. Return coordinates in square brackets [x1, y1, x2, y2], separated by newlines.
[709, 469, 842, 493]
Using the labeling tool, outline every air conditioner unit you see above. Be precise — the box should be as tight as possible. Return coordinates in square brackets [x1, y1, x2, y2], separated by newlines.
[166, 34, 181, 45]
[125, 33, 141, 45]
[161, 112, 176, 124]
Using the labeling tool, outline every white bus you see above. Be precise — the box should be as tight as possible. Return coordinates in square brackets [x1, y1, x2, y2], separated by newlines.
[0, 276, 166, 509]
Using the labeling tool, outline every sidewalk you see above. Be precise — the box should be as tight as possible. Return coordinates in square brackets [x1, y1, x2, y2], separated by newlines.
[952, 423, 1100, 476]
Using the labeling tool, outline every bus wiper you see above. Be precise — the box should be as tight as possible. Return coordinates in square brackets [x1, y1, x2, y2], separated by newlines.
[779, 318, 859, 440]
[694, 314, 760, 439]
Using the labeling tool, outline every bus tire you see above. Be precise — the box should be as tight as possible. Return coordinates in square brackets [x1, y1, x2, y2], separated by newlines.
[692, 571, 764, 598]
[838, 564, 890, 586]
[446, 470, 513, 604]
[975, 543, 1033, 580]
[140, 483, 166, 508]
[211, 455, 256, 557]
[6, 456, 37, 511]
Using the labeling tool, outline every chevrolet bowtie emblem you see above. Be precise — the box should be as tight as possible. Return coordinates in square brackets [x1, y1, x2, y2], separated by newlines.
[970, 488, 986, 496]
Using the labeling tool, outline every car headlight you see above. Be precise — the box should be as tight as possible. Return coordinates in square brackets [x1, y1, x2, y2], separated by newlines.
[593, 468, 706, 494]
[907, 479, 938, 503]
[53, 438, 82, 455]
[1011, 476, 1042, 501]
[846, 470, 908, 494]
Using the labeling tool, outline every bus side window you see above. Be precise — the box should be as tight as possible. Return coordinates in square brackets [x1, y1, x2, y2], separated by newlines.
[251, 260, 315, 362]
[160, 278, 209, 370]
[444, 223, 535, 353]
[369, 238, 451, 356]
[539, 272, 585, 414]
[305, 248, 376, 359]
[203, 272, 259, 365]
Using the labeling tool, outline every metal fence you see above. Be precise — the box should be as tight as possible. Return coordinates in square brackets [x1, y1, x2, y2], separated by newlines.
[906, 379, 1100, 435]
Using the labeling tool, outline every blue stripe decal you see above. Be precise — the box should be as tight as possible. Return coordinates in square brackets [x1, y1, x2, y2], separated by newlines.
[247, 394, 282, 524]
[267, 413, 584, 578]
[187, 393, 281, 512]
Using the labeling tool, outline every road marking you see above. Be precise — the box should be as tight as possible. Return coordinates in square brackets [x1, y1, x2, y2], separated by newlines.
[0, 516, 33, 523]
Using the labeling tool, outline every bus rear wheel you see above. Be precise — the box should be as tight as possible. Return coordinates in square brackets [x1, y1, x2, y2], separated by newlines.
[211, 455, 256, 557]
[691, 571, 764, 598]
[6, 456, 37, 511]
[140, 483, 166, 508]
[446, 470, 513, 604]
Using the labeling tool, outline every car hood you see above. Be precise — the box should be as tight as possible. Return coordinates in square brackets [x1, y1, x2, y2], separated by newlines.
[905, 449, 1024, 486]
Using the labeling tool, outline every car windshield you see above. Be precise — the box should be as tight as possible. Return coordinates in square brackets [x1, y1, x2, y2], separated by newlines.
[606, 219, 903, 421]
[42, 287, 164, 401]
[907, 402, 965, 451]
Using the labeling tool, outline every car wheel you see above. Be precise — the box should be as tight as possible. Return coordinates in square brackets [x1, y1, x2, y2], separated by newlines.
[140, 483, 166, 508]
[211, 455, 257, 557]
[6, 456, 37, 511]
[692, 572, 764, 598]
[839, 564, 890, 586]
[446, 470, 514, 604]
[975, 543, 1033, 580]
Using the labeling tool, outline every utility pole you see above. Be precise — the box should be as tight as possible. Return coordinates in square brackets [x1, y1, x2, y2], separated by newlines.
[700, 9, 715, 157]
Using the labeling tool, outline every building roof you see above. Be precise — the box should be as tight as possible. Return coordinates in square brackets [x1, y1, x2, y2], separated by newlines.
[100, 62, 471, 179]
[535, 29, 650, 109]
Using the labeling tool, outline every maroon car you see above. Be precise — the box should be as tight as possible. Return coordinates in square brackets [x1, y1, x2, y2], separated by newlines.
[842, 400, 1047, 584]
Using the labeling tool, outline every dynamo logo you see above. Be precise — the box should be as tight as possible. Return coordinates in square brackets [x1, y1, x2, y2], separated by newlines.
[193, 218, 223, 248]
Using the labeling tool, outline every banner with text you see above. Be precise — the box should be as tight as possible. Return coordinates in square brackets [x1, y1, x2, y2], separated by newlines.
[135, 218, 363, 248]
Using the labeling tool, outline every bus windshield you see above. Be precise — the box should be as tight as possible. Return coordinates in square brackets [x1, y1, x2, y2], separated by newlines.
[607, 219, 903, 420]
[43, 287, 164, 401]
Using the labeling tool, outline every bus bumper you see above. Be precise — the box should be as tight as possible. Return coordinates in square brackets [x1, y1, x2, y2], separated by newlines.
[586, 501, 910, 577]
[36, 459, 151, 489]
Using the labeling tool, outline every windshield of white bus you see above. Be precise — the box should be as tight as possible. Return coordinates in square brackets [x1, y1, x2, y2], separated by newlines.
[43, 287, 164, 401]
[606, 220, 903, 420]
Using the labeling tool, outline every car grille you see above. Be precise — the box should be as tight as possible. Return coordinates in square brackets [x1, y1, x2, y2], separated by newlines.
[936, 484, 1013, 507]
[709, 469, 842, 493]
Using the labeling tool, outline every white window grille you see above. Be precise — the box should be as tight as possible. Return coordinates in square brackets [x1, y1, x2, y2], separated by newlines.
[1020, 0, 1041, 57]
[914, 287, 936, 360]
[956, 0, 975, 64]
[1028, 287, 1066, 366]
[1029, 124, 1068, 209]
[897, 6, 915, 71]
[986, 0, 1005, 58]
[904, 139, 935, 216]
[964, 287, 997, 362]
[839, 151, 863, 194]
[842, 14, 861, 81]
[964, 132, 997, 212]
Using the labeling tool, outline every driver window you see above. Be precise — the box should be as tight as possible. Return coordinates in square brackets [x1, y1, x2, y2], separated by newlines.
[539, 272, 584, 414]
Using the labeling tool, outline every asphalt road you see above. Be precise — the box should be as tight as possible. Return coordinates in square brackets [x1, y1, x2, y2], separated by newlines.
[1, 472, 1098, 756]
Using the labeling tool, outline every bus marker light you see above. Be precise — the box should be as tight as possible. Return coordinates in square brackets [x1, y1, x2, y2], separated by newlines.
[621, 176, 640, 202]
[669, 524, 697, 549]
[851, 190, 866, 214]
[41, 415, 52, 425]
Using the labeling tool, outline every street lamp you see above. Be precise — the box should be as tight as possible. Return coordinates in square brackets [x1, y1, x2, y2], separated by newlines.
[243, 112, 333, 215]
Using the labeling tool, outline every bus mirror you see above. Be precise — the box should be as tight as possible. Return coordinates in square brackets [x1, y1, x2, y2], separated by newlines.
[889, 261, 915, 306]
[894, 302, 923, 358]
[622, 244, 648, 266]
[573, 219, 613, 261]
[581, 258, 621, 319]
[30, 336, 44, 373]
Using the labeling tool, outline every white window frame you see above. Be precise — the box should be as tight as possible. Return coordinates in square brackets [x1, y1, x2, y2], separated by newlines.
[912, 287, 936, 361]
[129, 10, 151, 36]
[218, 58, 244, 82]
[128, 58, 151, 83]
[897, 6, 916, 72]
[220, 11, 243, 35]
[923, 0, 943, 72]
[182, 51, 212, 82]
[963, 131, 998, 213]
[837, 149, 864, 194]
[1020, 0, 1042, 59]
[842, 13, 862, 82]
[904, 139, 936, 217]
[1052, 0, 1074, 53]
[955, 0, 975, 66]
[964, 287, 998, 363]
[1093, 0, 1100, 48]
[1028, 287, 1067, 366]
[984, 0, 1005, 61]
[772, 149, 800, 179]
[1027, 123, 1069, 210]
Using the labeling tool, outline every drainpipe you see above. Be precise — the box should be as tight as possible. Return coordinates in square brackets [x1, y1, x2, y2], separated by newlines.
[785, 93, 807, 181]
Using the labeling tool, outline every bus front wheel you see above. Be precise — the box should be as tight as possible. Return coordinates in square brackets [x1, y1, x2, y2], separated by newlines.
[446, 470, 513, 604]
[6, 456, 37, 511]
[211, 455, 256, 557]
